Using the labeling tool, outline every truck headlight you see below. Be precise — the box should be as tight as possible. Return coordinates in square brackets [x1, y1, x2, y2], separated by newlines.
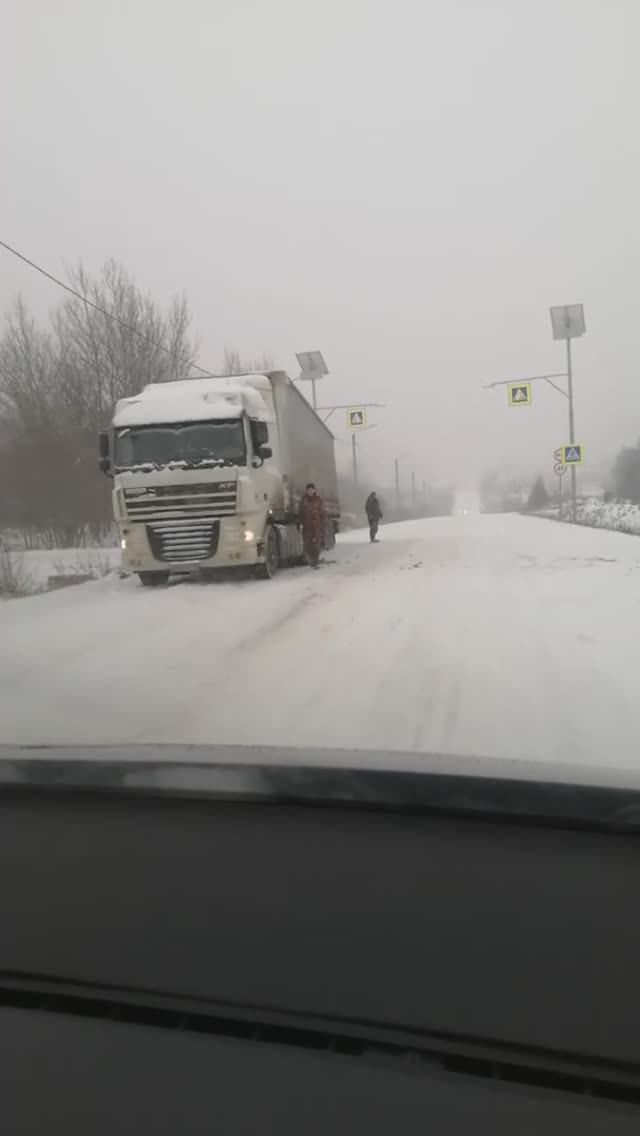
[244, 530, 254, 542]
[120, 537, 127, 550]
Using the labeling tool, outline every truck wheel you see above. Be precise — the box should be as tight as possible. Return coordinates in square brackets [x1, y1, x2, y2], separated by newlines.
[323, 519, 336, 551]
[138, 571, 169, 587]
[257, 527, 279, 579]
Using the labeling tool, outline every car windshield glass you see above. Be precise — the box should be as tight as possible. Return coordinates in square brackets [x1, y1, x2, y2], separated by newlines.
[2, 1, 640, 798]
[115, 421, 246, 468]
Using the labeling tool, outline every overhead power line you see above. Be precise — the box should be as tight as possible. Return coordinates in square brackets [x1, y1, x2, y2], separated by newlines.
[0, 238, 214, 378]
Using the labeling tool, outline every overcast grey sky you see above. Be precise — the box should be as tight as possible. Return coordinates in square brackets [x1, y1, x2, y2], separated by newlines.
[3, 0, 640, 490]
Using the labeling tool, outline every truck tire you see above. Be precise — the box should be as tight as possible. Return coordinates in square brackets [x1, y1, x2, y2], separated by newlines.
[138, 571, 169, 587]
[323, 518, 336, 551]
[256, 527, 279, 579]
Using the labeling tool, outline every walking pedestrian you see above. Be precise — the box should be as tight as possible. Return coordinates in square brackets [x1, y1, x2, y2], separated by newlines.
[298, 483, 326, 568]
[365, 491, 382, 542]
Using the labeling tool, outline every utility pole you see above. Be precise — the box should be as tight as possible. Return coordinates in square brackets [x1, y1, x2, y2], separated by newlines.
[352, 433, 358, 486]
[395, 458, 400, 507]
[411, 471, 416, 508]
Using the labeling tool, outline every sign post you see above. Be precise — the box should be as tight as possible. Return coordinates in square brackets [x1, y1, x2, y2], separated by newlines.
[346, 407, 368, 485]
[554, 449, 567, 519]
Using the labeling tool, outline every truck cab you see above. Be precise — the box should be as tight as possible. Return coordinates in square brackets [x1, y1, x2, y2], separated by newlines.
[99, 372, 339, 584]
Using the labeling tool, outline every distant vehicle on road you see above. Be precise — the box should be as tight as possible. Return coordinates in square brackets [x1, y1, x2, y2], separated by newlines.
[454, 490, 479, 516]
[98, 372, 340, 585]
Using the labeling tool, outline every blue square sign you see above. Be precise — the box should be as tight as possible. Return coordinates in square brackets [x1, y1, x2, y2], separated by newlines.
[561, 444, 584, 465]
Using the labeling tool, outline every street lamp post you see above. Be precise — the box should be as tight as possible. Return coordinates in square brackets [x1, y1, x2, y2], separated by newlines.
[296, 351, 328, 409]
[550, 304, 586, 522]
[567, 338, 576, 518]
[352, 433, 358, 485]
[349, 423, 378, 487]
[482, 303, 585, 523]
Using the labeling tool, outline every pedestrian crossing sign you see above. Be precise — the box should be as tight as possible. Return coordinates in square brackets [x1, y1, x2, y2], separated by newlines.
[560, 444, 584, 465]
[347, 407, 367, 429]
[508, 382, 532, 406]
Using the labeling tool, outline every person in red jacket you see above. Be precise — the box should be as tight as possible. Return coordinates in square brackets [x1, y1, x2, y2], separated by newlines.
[297, 483, 326, 568]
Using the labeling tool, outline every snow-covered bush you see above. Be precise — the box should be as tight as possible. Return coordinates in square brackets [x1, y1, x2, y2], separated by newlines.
[52, 550, 115, 580]
[533, 498, 640, 536]
[0, 549, 38, 597]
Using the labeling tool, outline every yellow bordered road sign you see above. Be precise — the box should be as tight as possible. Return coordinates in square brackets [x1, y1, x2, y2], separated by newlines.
[560, 444, 584, 465]
[347, 407, 367, 429]
[507, 382, 532, 406]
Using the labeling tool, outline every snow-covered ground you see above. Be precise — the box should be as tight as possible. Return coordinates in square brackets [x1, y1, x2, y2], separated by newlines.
[16, 547, 121, 588]
[2, 513, 640, 769]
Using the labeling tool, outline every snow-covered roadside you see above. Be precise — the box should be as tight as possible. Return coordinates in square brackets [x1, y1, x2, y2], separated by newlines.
[534, 498, 640, 537]
[21, 547, 121, 585]
[1, 546, 121, 596]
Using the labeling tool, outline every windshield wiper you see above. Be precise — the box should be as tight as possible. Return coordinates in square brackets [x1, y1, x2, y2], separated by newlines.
[115, 457, 240, 472]
[114, 461, 162, 473]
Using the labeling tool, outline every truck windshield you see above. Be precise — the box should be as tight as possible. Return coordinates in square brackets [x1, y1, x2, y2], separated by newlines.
[114, 420, 247, 469]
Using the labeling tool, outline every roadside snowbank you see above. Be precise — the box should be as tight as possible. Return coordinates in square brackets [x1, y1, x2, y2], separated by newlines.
[21, 547, 121, 585]
[536, 499, 640, 537]
[1, 547, 121, 596]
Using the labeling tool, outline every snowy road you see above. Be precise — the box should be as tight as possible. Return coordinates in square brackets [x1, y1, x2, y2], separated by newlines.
[2, 512, 640, 768]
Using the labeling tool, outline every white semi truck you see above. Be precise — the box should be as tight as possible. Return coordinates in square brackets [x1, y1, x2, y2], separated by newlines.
[98, 371, 340, 585]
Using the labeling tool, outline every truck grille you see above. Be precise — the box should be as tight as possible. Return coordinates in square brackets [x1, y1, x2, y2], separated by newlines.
[123, 482, 236, 521]
[146, 520, 220, 563]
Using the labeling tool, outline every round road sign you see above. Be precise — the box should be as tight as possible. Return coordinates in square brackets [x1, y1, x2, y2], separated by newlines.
[553, 448, 563, 462]
[554, 462, 567, 476]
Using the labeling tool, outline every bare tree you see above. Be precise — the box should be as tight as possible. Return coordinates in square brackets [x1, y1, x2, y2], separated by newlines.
[54, 260, 199, 429]
[0, 269, 276, 548]
[222, 347, 243, 375]
[221, 347, 275, 376]
[0, 260, 200, 546]
[252, 352, 275, 372]
[0, 299, 58, 430]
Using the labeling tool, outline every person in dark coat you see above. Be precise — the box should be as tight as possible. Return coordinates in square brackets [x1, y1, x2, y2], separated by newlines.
[298, 483, 326, 568]
[365, 491, 382, 542]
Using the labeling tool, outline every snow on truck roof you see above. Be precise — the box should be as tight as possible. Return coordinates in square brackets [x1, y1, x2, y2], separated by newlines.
[113, 374, 275, 428]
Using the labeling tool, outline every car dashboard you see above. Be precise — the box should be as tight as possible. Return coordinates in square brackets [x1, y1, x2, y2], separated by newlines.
[1, 745, 640, 1134]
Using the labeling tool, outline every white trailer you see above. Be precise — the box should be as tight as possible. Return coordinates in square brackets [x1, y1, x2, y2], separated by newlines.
[99, 371, 340, 584]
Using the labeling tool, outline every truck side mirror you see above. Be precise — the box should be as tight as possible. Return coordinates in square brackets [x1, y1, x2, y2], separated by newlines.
[259, 445, 272, 459]
[98, 432, 112, 476]
[250, 420, 269, 449]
